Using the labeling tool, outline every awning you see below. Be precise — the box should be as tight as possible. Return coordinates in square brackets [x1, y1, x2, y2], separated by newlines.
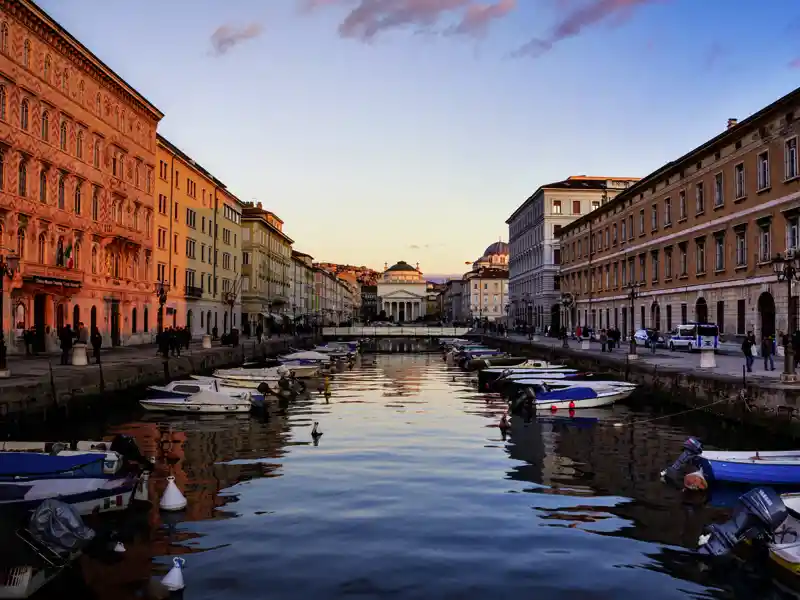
[23, 276, 82, 289]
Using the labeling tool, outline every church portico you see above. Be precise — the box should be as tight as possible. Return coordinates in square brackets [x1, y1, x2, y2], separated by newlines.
[376, 261, 428, 323]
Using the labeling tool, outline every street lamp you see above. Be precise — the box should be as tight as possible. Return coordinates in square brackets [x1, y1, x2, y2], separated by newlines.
[624, 281, 642, 358]
[773, 252, 800, 382]
[0, 253, 20, 377]
[154, 280, 168, 335]
[223, 290, 237, 334]
[561, 292, 574, 348]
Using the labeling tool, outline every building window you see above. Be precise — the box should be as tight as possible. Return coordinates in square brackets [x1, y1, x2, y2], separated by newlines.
[74, 183, 81, 215]
[759, 224, 771, 262]
[38, 233, 46, 264]
[612, 223, 618, 244]
[638, 209, 644, 234]
[620, 219, 626, 241]
[58, 174, 65, 209]
[628, 215, 634, 240]
[695, 182, 705, 214]
[93, 139, 100, 168]
[664, 198, 671, 225]
[17, 161, 26, 197]
[737, 299, 746, 334]
[679, 245, 687, 276]
[39, 169, 46, 203]
[591, 200, 600, 211]
[0, 22, 7, 54]
[664, 248, 672, 279]
[757, 151, 770, 190]
[41, 111, 49, 140]
[92, 187, 99, 221]
[0, 85, 5, 121]
[786, 137, 799, 180]
[651, 251, 659, 282]
[789, 217, 800, 253]
[679, 190, 686, 219]
[696, 239, 706, 274]
[23, 39, 30, 68]
[714, 173, 723, 207]
[714, 235, 724, 271]
[17, 228, 24, 258]
[621, 261, 627, 285]
[638, 254, 645, 283]
[651, 204, 658, 230]
[20, 99, 29, 130]
[736, 230, 747, 266]
[76, 131, 83, 159]
[552, 200, 562, 214]
[735, 163, 745, 198]
[60, 122, 67, 151]
[572, 200, 581, 214]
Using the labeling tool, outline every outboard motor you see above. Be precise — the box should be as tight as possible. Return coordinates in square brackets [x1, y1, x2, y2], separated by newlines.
[660, 437, 703, 484]
[110, 434, 153, 471]
[698, 487, 788, 557]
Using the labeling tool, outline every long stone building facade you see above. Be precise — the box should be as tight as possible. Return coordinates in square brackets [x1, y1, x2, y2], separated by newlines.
[558, 87, 800, 342]
[0, 0, 163, 352]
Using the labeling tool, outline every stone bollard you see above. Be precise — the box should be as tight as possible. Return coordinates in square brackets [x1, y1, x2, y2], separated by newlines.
[202, 335, 212, 349]
[699, 348, 716, 369]
[72, 343, 88, 366]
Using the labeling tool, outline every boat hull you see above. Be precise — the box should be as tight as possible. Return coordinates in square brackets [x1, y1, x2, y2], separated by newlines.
[0, 476, 138, 516]
[534, 394, 624, 410]
[698, 451, 800, 485]
[139, 398, 251, 413]
[464, 357, 527, 371]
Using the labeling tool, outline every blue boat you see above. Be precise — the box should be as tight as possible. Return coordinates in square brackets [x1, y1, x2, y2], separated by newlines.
[663, 437, 800, 486]
[511, 384, 626, 411]
[0, 452, 113, 481]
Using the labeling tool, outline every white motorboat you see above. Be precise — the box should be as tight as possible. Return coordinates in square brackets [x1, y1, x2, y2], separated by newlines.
[509, 378, 637, 392]
[483, 360, 574, 375]
[275, 363, 320, 378]
[139, 390, 252, 413]
[512, 382, 633, 411]
[496, 370, 580, 380]
[280, 351, 332, 364]
[312, 345, 352, 359]
[147, 378, 253, 399]
[0, 476, 140, 516]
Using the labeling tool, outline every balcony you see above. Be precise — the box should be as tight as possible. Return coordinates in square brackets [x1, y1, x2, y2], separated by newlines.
[20, 261, 85, 288]
[185, 285, 204, 299]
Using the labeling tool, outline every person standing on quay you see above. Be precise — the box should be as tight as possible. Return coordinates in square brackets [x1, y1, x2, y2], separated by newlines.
[742, 332, 755, 372]
[761, 335, 776, 371]
[59, 324, 73, 366]
[91, 327, 102, 364]
[599, 329, 608, 352]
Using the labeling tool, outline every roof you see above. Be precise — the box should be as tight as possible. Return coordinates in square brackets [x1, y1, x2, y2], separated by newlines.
[157, 135, 226, 188]
[465, 268, 509, 280]
[385, 261, 418, 273]
[559, 85, 800, 237]
[506, 176, 639, 224]
[292, 250, 313, 260]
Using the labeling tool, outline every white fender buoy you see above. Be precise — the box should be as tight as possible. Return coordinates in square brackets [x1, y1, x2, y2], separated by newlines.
[161, 557, 185, 591]
[113, 541, 126, 553]
[159, 475, 187, 511]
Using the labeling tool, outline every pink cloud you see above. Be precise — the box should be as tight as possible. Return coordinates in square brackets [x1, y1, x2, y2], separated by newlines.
[301, 0, 516, 40]
[513, 0, 663, 58]
[790, 58, 800, 69]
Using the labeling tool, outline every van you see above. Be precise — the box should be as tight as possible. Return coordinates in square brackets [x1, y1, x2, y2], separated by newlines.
[668, 323, 719, 352]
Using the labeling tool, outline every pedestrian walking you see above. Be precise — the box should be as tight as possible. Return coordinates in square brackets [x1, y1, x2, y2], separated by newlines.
[742, 332, 755, 372]
[599, 329, 608, 352]
[91, 326, 102, 364]
[761, 335, 776, 371]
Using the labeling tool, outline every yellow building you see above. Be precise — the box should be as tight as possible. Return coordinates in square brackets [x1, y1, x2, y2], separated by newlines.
[215, 188, 244, 333]
[241, 202, 293, 333]
[155, 135, 243, 336]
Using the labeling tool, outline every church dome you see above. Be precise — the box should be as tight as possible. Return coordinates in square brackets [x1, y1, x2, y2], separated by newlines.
[483, 241, 509, 257]
[385, 260, 417, 273]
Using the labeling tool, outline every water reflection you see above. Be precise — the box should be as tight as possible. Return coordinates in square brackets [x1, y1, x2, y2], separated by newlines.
[18, 353, 800, 599]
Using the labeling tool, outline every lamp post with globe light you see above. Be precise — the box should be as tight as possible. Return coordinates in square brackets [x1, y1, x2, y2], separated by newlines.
[773, 252, 800, 382]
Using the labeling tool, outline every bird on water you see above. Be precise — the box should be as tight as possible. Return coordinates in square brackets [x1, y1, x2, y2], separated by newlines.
[311, 422, 323, 440]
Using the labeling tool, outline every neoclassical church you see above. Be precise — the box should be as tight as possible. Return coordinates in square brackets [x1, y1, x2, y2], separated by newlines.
[376, 261, 427, 322]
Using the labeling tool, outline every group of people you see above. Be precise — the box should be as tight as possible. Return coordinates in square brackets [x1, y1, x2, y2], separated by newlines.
[741, 332, 783, 373]
[53, 322, 103, 365]
[574, 325, 625, 352]
[155, 326, 192, 359]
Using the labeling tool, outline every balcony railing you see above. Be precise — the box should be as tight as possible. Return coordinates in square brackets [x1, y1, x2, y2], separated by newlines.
[185, 285, 204, 298]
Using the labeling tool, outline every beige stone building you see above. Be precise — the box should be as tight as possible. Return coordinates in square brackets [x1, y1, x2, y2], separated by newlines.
[558, 87, 800, 341]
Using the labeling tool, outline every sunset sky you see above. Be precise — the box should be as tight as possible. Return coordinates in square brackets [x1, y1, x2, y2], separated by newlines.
[37, 0, 800, 275]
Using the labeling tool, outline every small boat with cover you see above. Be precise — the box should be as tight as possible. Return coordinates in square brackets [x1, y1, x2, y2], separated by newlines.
[139, 390, 252, 413]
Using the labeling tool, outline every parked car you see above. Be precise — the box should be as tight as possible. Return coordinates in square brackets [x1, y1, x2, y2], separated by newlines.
[633, 328, 667, 348]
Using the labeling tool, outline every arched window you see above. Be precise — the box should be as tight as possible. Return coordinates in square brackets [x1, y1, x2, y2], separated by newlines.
[73, 242, 80, 270]
[57, 174, 65, 209]
[112, 252, 120, 278]
[61, 69, 68, 93]
[41, 111, 49, 140]
[92, 139, 99, 168]
[59, 122, 67, 151]
[18, 161, 26, 197]
[121, 111, 126, 132]
[56, 237, 64, 266]
[78, 80, 85, 103]
[133, 256, 139, 280]
[44, 55, 50, 81]
[38, 233, 46, 264]
[145, 212, 151, 236]
[95, 92, 101, 115]
[39, 168, 47, 203]
[132, 307, 137, 334]
[0, 85, 6, 120]
[111, 201, 117, 223]
[20, 99, 28, 130]
[74, 183, 81, 215]
[0, 150, 4, 191]
[133, 208, 139, 231]
[76, 130, 83, 159]
[91, 246, 98, 274]
[91, 187, 99, 221]
[114, 106, 119, 128]
[17, 228, 25, 258]
[23, 40, 30, 68]
[0, 22, 8, 54]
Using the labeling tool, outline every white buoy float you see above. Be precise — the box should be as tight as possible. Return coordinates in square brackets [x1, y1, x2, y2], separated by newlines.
[159, 475, 187, 511]
[161, 557, 185, 591]
[113, 541, 126, 553]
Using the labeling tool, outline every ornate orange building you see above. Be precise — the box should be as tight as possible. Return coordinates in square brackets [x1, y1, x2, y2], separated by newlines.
[0, 0, 163, 352]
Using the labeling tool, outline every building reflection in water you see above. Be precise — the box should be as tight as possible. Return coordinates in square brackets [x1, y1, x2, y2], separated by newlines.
[75, 411, 292, 600]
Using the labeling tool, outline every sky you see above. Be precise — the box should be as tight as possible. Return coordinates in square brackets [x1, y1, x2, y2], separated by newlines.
[36, 0, 800, 276]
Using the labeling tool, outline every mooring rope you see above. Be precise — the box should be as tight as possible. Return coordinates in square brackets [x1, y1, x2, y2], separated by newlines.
[612, 395, 735, 428]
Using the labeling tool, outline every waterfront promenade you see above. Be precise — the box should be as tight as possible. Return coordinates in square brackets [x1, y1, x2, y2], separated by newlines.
[0, 335, 314, 420]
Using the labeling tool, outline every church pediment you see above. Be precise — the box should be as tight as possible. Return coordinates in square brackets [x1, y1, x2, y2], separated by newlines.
[380, 289, 426, 299]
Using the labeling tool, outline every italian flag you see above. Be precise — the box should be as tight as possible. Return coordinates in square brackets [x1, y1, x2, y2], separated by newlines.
[65, 243, 73, 268]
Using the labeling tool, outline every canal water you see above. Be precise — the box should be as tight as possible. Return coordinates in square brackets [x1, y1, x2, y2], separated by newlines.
[23, 350, 800, 599]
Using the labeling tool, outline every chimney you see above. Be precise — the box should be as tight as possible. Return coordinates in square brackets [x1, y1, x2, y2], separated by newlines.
[257, 202, 263, 209]
[727, 118, 738, 129]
